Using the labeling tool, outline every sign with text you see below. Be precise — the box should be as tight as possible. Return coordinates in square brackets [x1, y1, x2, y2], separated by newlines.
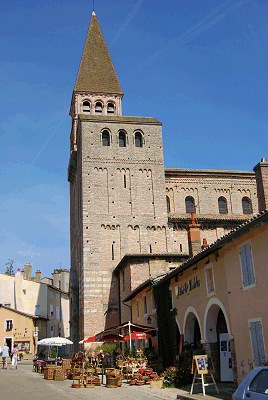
[175, 276, 200, 298]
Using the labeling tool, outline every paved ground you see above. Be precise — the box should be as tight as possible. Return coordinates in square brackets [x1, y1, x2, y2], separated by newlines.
[0, 361, 236, 400]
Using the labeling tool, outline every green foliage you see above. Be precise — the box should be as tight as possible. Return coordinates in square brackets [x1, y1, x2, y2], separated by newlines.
[50, 347, 57, 358]
[163, 365, 192, 388]
[152, 280, 174, 368]
[5, 259, 15, 276]
[95, 343, 116, 354]
[19, 353, 23, 360]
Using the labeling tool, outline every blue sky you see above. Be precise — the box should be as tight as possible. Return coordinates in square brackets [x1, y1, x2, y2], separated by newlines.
[0, 0, 267, 277]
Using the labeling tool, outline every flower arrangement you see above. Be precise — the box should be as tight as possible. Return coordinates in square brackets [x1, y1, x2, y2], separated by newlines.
[163, 365, 192, 388]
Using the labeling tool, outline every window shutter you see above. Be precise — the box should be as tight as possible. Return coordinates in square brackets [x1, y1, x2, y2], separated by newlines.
[240, 246, 249, 286]
[245, 243, 255, 285]
[250, 322, 260, 365]
[255, 321, 266, 365]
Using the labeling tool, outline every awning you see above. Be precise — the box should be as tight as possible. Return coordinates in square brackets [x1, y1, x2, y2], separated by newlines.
[124, 332, 152, 341]
[95, 321, 156, 348]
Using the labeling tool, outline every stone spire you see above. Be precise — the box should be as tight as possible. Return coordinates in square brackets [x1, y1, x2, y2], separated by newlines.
[74, 11, 123, 95]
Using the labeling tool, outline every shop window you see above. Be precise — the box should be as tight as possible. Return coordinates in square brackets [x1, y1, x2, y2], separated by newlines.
[239, 242, 255, 288]
[5, 320, 13, 332]
[249, 320, 266, 366]
[143, 295, 147, 315]
[205, 264, 215, 296]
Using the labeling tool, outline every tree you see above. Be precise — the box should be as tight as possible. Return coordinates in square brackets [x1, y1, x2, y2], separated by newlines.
[5, 259, 15, 276]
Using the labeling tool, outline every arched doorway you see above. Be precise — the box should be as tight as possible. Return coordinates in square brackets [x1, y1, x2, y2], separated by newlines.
[205, 301, 233, 382]
[184, 309, 202, 349]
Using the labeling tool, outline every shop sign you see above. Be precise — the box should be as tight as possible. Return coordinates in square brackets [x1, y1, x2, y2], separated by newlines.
[175, 276, 200, 298]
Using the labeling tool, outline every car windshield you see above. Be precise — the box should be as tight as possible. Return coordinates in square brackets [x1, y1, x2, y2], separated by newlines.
[249, 369, 268, 394]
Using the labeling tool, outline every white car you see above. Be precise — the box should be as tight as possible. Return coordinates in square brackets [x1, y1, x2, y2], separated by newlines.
[233, 367, 268, 400]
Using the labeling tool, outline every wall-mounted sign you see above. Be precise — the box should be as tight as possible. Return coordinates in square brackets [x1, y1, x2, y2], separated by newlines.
[175, 276, 200, 298]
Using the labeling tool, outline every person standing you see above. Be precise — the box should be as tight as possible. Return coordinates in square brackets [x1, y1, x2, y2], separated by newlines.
[11, 344, 19, 369]
[1, 343, 10, 369]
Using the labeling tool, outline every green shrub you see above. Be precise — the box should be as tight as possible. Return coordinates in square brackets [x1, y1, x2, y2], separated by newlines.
[163, 365, 192, 388]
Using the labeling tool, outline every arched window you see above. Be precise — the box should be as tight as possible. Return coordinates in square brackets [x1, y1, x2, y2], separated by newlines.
[119, 131, 126, 147]
[218, 197, 228, 214]
[82, 101, 90, 114]
[102, 130, 110, 146]
[107, 102, 115, 115]
[185, 196, 195, 214]
[166, 196, 170, 213]
[135, 132, 142, 147]
[242, 197, 252, 214]
[95, 102, 103, 114]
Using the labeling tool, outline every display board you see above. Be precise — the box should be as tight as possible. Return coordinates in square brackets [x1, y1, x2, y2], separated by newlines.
[192, 355, 214, 374]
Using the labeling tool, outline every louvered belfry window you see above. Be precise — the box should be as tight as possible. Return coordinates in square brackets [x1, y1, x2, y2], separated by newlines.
[82, 101, 90, 114]
[242, 197, 252, 214]
[218, 197, 228, 214]
[185, 196, 195, 214]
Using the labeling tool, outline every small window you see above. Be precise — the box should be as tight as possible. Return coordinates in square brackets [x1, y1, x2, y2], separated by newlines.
[107, 102, 115, 115]
[249, 321, 266, 366]
[143, 295, 147, 315]
[50, 291, 53, 298]
[218, 197, 228, 214]
[166, 196, 171, 213]
[185, 196, 195, 214]
[112, 243, 114, 261]
[35, 305, 40, 316]
[38, 321, 42, 331]
[242, 197, 252, 214]
[23, 289, 26, 295]
[122, 270, 125, 292]
[56, 306, 60, 320]
[56, 294, 59, 300]
[149, 244, 152, 253]
[50, 326, 54, 337]
[135, 132, 142, 147]
[151, 293, 156, 311]
[240, 242, 255, 287]
[205, 264, 215, 296]
[82, 101, 90, 114]
[50, 304, 53, 317]
[119, 131, 126, 147]
[102, 130, 110, 146]
[124, 174, 127, 188]
[5, 320, 13, 332]
[95, 102, 103, 114]
[137, 301, 140, 319]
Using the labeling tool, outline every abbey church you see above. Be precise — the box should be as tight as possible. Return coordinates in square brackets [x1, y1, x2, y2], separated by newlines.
[68, 11, 258, 347]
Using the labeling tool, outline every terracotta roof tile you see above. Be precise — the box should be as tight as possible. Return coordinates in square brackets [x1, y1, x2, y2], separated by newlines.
[74, 12, 123, 95]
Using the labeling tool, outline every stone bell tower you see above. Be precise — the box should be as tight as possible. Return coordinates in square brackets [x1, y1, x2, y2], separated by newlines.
[68, 11, 171, 347]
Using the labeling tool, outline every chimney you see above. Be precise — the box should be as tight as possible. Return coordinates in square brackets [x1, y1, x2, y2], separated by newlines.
[52, 272, 60, 288]
[60, 270, 70, 293]
[202, 238, 210, 250]
[24, 263, 32, 280]
[35, 270, 41, 282]
[253, 158, 268, 212]
[21, 269, 25, 279]
[187, 212, 201, 257]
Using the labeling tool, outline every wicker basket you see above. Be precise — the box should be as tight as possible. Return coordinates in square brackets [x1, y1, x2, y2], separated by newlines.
[54, 368, 65, 381]
[106, 376, 119, 388]
[62, 359, 71, 371]
[150, 378, 163, 389]
[44, 367, 55, 380]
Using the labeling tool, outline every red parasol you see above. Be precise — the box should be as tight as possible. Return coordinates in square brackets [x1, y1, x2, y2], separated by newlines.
[124, 332, 152, 341]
